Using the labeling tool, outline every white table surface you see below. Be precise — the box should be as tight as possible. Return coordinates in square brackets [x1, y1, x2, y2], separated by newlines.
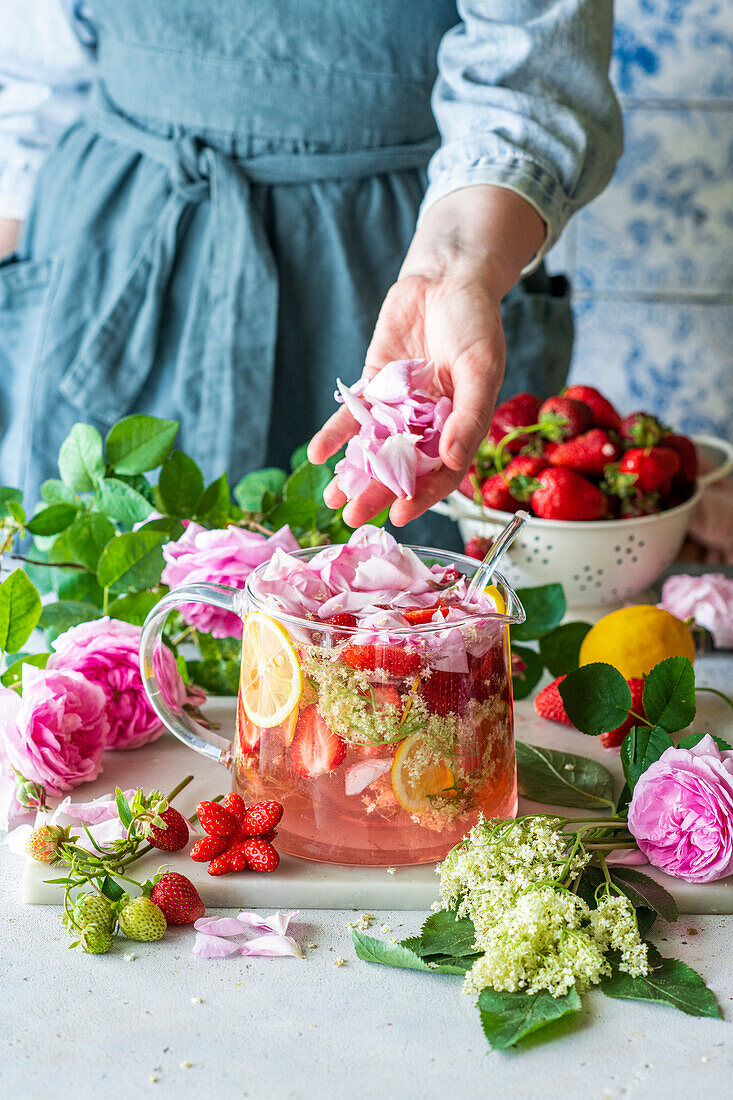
[3, 653, 733, 1099]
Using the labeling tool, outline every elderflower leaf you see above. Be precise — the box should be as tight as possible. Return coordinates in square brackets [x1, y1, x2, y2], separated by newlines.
[412, 910, 480, 962]
[642, 656, 696, 733]
[601, 945, 721, 1019]
[351, 930, 466, 974]
[477, 986, 582, 1050]
[558, 663, 633, 735]
[515, 742, 616, 811]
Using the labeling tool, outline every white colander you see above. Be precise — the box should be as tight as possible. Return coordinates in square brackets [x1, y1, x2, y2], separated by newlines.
[431, 434, 733, 615]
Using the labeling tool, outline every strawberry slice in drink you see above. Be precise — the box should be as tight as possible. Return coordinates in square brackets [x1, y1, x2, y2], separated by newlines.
[421, 669, 472, 717]
[342, 643, 421, 676]
[290, 705, 347, 778]
[402, 606, 450, 625]
[237, 703, 261, 754]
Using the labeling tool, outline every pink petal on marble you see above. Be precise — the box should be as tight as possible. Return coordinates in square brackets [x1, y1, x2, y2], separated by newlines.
[236, 910, 299, 936]
[194, 916, 248, 937]
[192, 933, 243, 958]
[239, 934, 303, 958]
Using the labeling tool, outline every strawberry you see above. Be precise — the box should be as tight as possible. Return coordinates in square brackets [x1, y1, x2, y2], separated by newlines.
[617, 491, 662, 519]
[241, 799, 284, 837]
[421, 669, 472, 716]
[240, 837, 280, 873]
[600, 679, 646, 748]
[26, 825, 56, 863]
[488, 392, 542, 453]
[464, 536, 493, 561]
[663, 433, 697, 484]
[290, 705, 347, 777]
[440, 566, 462, 586]
[118, 896, 167, 941]
[222, 792, 247, 821]
[189, 834, 229, 862]
[538, 396, 593, 441]
[540, 440, 560, 462]
[80, 925, 113, 954]
[563, 385, 621, 431]
[530, 468, 606, 521]
[615, 447, 681, 493]
[150, 872, 205, 925]
[549, 429, 621, 478]
[533, 676, 573, 725]
[71, 892, 114, 933]
[503, 454, 548, 479]
[237, 705, 261, 754]
[207, 853, 231, 876]
[458, 465, 481, 501]
[196, 800, 240, 838]
[481, 472, 524, 512]
[619, 411, 666, 448]
[223, 841, 251, 872]
[325, 612, 358, 642]
[342, 643, 421, 676]
[403, 605, 449, 624]
[147, 806, 189, 852]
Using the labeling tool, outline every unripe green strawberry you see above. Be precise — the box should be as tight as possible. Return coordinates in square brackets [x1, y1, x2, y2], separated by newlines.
[73, 892, 115, 933]
[118, 896, 167, 942]
[80, 923, 113, 954]
[26, 825, 56, 863]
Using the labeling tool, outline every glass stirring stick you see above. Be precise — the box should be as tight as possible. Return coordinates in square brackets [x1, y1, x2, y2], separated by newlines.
[464, 510, 530, 603]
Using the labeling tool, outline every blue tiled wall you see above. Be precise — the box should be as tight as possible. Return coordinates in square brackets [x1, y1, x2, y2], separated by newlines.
[547, 0, 733, 440]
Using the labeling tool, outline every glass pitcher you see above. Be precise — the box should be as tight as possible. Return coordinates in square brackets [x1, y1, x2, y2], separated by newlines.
[139, 546, 525, 866]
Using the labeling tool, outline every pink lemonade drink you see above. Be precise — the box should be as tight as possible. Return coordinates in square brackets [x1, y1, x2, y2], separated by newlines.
[235, 528, 524, 866]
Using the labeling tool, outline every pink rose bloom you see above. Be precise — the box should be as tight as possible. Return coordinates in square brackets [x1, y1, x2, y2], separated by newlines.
[161, 523, 300, 637]
[627, 735, 733, 883]
[659, 573, 733, 648]
[334, 359, 452, 500]
[47, 617, 204, 750]
[0, 665, 109, 797]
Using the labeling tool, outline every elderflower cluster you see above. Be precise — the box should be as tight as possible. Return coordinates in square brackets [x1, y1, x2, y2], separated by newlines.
[437, 816, 649, 999]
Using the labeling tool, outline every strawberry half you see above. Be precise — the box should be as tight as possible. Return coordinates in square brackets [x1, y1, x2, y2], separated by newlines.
[342, 643, 421, 676]
[421, 669, 472, 717]
[290, 705, 347, 777]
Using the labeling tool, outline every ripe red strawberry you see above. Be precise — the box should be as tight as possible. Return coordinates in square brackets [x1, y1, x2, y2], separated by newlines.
[541, 440, 560, 462]
[616, 447, 681, 492]
[223, 841, 251, 872]
[464, 536, 493, 561]
[196, 800, 239, 838]
[600, 679, 646, 748]
[147, 806, 190, 852]
[150, 872, 205, 925]
[458, 465, 480, 501]
[538, 396, 593, 441]
[549, 429, 621, 478]
[26, 825, 57, 863]
[619, 411, 666, 448]
[503, 454, 548, 479]
[222, 792, 246, 821]
[290, 705, 347, 777]
[618, 491, 662, 519]
[530, 468, 606, 521]
[342, 643, 421, 676]
[533, 676, 573, 725]
[663, 433, 697, 484]
[237, 705, 261, 754]
[488, 392, 542, 453]
[563, 385, 621, 431]
[189, 835, 229, 862]
[240, 837, 280, 873]
[421, 669, 472, 717]
[207, 853, 231, 876]
[325, 612, 358, 642]
[241, 800, 284, 837]
[481, 472, 523, 512]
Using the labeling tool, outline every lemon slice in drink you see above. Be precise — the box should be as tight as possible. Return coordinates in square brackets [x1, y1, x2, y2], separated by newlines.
[391, 733, 456, 813]
[484, 583, 505, 614]
[241, 611, 303, 728]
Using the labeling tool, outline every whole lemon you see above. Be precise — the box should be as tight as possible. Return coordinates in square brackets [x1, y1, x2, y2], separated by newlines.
[579, 605, 695, 679]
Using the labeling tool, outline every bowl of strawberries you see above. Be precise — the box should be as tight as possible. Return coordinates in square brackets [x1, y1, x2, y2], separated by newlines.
[432, 385, 733, 612]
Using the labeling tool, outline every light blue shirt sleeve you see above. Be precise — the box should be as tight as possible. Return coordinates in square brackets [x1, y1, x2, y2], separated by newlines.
[425, 0, 623, 265]
[0, 1, 95, 220]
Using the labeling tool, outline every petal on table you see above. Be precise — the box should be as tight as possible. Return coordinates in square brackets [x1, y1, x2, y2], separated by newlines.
[191, 932, 243, 958]
[193, 916, 247, 937]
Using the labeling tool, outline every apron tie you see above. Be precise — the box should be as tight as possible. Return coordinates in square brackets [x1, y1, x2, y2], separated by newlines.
[58, 101, 438, 472]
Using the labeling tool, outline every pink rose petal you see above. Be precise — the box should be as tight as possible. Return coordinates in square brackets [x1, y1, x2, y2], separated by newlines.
[192, 932, 243, 959]
[236, 910, 299, 936]
[193, 916, 247, 937]
[239, 934, 303, 958]
[345, 760, 393, 795]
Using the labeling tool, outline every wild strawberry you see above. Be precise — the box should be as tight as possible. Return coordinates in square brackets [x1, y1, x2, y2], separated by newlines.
[190, 834, 230, 862]
[80, 924, 113, 954]
[663, 433, 697, 484]
[241, 800, 284, 837]
[196, 800, 239, 838]
[619, 411, 666, 448]
[147, 806, 190, 852]
[549, 429, 621, 478]
[563, 385, 621, 431]
[71, 892, 115, 933]
[488, 392, 542, 453]
[615, 447, 681, 493]
[464, 536, 493, 561]
[117, 896, 167, 941]
[530, 468, 606, 520]
[538, 396, 593, 441]
[237, 705, 261, 754]
[26, 825, 56, 863]
[240, 837, 280, 873]
[421, 669, 472, 717]
[600, 679, 646, 748]
[222, 792, 247, 821]
[533, 676, 573, 725]
[342, 643, 421, 676]
[290, 705, 347, 777]
[150, 872, 205, 925]
[207, 853, 231, 876]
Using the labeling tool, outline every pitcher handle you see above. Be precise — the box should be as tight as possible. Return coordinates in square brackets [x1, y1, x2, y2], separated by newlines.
[139, 582, 239, 767]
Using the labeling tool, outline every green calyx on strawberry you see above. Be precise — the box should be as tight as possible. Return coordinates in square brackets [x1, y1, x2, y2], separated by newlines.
[619, 411, 669, 449]
[537, 396, 593, 442]
[604, 446, 681, 496]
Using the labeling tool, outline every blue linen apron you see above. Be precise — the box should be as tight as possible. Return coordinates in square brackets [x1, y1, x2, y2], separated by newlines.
[0, 0, 573, 547]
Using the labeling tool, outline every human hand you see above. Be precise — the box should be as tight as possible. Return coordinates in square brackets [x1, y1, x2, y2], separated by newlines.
[0, 218, 21, 261]
[308, 186, 545, 527]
